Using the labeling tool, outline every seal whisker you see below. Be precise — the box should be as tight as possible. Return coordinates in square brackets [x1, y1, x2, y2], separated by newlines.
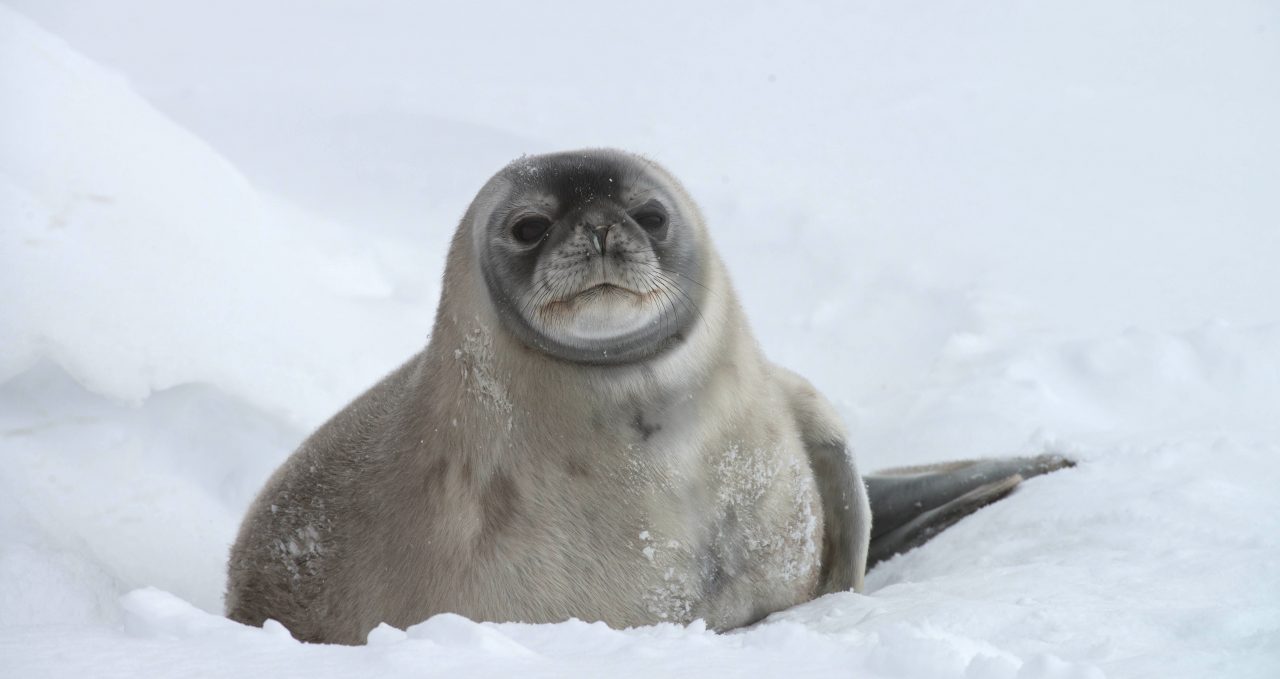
[657, 265, 714, 295]
[651, 269, 705, 329]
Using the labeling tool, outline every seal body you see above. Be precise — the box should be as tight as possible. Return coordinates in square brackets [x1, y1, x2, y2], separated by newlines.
[225, 149, 1072, 644]
[226, 150, 869, 644]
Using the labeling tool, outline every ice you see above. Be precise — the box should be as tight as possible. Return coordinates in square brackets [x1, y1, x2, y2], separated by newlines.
[3, 2, 1280, 678]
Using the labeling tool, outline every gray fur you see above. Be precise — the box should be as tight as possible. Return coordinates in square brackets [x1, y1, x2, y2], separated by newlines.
[225, 149, 866, 644]
[225, 149, 1071, 645]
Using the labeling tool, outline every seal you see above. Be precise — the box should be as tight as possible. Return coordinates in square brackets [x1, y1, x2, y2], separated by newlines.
[225, 149, 1071, 644]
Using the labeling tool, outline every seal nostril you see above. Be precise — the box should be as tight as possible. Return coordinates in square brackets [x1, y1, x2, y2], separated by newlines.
[590, 224, 614, 254]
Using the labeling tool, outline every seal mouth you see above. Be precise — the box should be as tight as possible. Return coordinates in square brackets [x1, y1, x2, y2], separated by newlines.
[577, 283, 637, 298]
[538, 282, 661, 330]
[552, 283, 643, 305]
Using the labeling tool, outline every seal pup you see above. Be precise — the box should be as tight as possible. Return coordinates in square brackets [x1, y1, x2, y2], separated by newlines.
[226, 149, 1071, 644]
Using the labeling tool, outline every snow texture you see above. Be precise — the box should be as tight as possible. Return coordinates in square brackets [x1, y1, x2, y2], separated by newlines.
[3, 2, 1279, 677]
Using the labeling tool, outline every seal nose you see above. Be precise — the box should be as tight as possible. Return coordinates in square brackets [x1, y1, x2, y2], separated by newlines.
[589, 224, 614, 255]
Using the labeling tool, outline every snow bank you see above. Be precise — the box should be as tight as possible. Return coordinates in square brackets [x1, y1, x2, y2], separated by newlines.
[2, 2, 1279, 678]
[0, 5, 435, 426]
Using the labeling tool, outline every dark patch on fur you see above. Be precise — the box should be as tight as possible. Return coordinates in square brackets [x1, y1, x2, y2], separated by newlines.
[564, 456, 592, 478]
[589, 410, 607, 433]
[422, 457, 450, 492]
[699, 551, 730, 601]
[481, 472, 520, 541]
[631, 409, 661, 441]
[699, 507, 741, 601]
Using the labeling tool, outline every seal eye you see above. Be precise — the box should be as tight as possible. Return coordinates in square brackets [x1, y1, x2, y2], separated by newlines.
[633, 208, 668, 237]
[512, 216, 551, 244]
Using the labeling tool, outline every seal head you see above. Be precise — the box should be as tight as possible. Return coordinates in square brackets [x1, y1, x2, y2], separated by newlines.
[472, 150, 706, 365]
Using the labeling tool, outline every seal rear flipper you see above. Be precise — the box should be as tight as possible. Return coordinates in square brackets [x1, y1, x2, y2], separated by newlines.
[866, 473, 1021, 568]
[864, 454, 1074, 568]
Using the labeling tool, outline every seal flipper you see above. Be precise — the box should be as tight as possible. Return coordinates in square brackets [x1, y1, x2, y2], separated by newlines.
[805, 439, 871, 594]
[866, 474, 1021, 568]
[777, 367, 872, 595]
[864, 454, 1074, 568]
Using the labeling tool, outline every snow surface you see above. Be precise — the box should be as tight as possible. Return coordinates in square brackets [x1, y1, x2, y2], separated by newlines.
[3, 2, 1279, 677]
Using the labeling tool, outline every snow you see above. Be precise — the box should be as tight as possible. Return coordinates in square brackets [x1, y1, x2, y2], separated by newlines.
[2, 2, 1279, 677]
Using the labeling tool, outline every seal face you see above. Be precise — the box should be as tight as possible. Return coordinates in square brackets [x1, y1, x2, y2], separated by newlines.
[475, 151, 704, 365]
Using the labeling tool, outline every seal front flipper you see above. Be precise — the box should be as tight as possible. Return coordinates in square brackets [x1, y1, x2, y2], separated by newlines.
[864, 454, 1074, 568]
[806, 438, 871, 594]
[778, 369, 872, 595]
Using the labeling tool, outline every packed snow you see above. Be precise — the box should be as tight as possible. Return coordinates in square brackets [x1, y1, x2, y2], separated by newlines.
[2, 2, 1279, 677]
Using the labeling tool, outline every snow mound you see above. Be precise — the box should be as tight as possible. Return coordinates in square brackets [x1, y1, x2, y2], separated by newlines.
[0, 5, 435, 426]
